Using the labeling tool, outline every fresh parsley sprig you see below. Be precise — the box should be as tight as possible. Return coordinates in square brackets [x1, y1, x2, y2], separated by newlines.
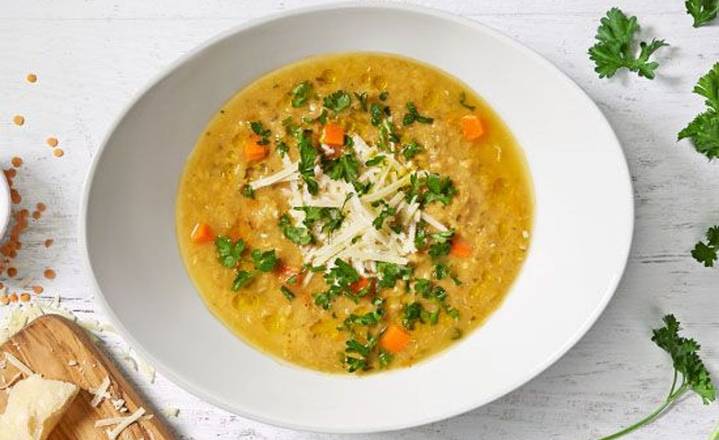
[686, 0, 719, 27]
[692, 225, 719, 267]
[403, 102, 434, 125]
[679, 63, 719, 160]
[599, 315, 715, 440]
[588, 8, 668, 80]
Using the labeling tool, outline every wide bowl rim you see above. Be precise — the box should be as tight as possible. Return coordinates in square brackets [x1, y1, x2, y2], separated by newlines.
[79, 1, 634, 433]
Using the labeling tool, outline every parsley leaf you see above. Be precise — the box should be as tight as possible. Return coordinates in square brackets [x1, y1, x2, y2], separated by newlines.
[275, 140, 289, 158]
[215, 236, 245, 268]
[405, 173, 457, 207]
[241, 184, 255, 199]
[365, 155, 386, 167]
[678, 64, 719, 159]
[401, 140, 424, 160]
[379, 91, 390, 101]
[323, 152, 371, 194]
[691, 225, 719, 267]
[291, 81, 313, 108]
[251, 249, 278, 272]
[370, 103, 384, 126]
[294, 206, 345, 233]
[588, 8, 668, 80]
[354, 92, 368, 111]
[402, 302, 424, 330]
[459, 92, 476, 111]
[314, 259, 360, 310]
[429, 230, 455, 259]
[232, 270, 254, 291]
[402, 102, 434, 125]
[376, 262, 413, 289]
[686, 0, 719, 27]
[278, 214, 313, 246]
[599, 315, 715, 439]
[378, 350, 393, 368]
[372, 203, 397, 230]
[344, 334, 378, 373]
[280, 285, 296, 301]
[323, 90, 352, 113]
[249, 121, 272, 145]
[297, 130, 319, 195]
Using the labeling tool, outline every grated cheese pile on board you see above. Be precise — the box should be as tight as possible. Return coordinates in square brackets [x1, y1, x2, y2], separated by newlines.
[250, 134, 447, 279]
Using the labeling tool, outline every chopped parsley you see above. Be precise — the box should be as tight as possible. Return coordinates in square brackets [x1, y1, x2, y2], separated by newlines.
[459, 92, 476, 111]
[241, 184, 255, 199]
[370, 103, 384, 126]
[691, 225, 719, 267]
[685, 0, 719, 27]
[275, 140, 289, 157]
[323, 152, 371, 194]
[428, 230, 455, 259]
[372, 203, 397, 230]
[402, 302, 424, 330]
[215, 236, 245, 268]
[588, 8, 668, 80]
[314, 259, 361, 310]
[401, 140, 424, 160]
[251, 249, 278, 272]
[249, 121, 272, 145]
[323, 90, 352, 113]
[379, 90, 389, 101]
[282, 116, 299, 137]
[354, 91, 368, 111]
[402, 102, 434, 125]
[378, 118, 400, 150]
[232, 271, 254, 291]
[377, 350, 393, 368]
[433, 263, 450, 280]
[280, 285, 296, 301]
[344, 334, 378, 372]
[294, 206, 345, 233]
[678, 63, 719, 160]
[297, 129, 319, 195]
[291, 81, 312, 108]
[342, 298, 384, 329]
[376, 262, 412, 289]
[365, 155, 386, 167]
[278, 214, 313, 246]
[599, 315, 715, 439]
[405, 172, 458, 207]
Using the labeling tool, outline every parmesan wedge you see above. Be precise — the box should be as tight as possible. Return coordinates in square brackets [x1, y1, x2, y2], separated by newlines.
[0, 374, 79, 440]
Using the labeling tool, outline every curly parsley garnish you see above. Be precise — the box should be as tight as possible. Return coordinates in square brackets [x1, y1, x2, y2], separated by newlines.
[599, 315, 715, 439]
[297, 129, 319, 195]
[251, 249, 278, 272]
[588, 8, 668, 80]
[294, 206, 345, 234]
[278, 214, 313, 246]
[249, 121, 272, 145]
[401, 140, 424, 160]
[678, 63, 719, 160]
[686, 0, 719, 27]
[692, 225, 719, 267]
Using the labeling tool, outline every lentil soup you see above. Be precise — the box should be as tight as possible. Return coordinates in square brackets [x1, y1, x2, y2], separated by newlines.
[176, 53, 533, 374]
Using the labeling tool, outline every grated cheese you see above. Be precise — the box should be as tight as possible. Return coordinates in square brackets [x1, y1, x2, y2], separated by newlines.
[103, 407, 146, 439]
[90, 376, 111, 407]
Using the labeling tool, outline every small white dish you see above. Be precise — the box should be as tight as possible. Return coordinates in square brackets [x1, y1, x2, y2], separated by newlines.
[0, 171, 10, 239]
[81, 3, 633, 433]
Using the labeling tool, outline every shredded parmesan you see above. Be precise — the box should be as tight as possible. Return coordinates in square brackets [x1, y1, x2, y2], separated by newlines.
[4, 352, 34, 377]
[104, 407, 146, 439]
[90, 376, 111, 407]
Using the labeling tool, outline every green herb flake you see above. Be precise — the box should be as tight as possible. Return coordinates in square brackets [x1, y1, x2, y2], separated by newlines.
[459, 92, 476, 111]
[401, 140, 424, 160]
[378, 350, 393, 368]
[280, 286, 296, 301]
[278, 213, 313, 246]
[241, 184, 255, 199]
[365, 155, 386, 167]
[297, 130, 319, 195]
[354, 91, 369, 111]
[215, 236, 246, 268]
[232, 270, 255, 291]
[249, 121, 272, 145]
[402, 102, 434, 125]
[251, 249, 278, 272]
[379, 91, 389, 101]
[291, 81, 313, 108]
[588, 8, 668, 80]
[275, 140, 289, 158]
[323, 90, 352, 113]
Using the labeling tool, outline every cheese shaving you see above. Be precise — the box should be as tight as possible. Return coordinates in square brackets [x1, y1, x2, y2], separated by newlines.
[4, 352, 34, 377]
[104, 407, 146, 439]
[90, 376, 111, 407]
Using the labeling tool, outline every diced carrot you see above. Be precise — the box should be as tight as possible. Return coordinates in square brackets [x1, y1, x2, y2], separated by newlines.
[450, 236, 472, 258]
[190, 223, 214, 243]
[350, 277, 373, 295]
[244, 134, 268, 162]
[321, 123, 345, 147]
[275, 262, 304, 285]
[380, 325, 411, 354]
[461, 114, 485, 140]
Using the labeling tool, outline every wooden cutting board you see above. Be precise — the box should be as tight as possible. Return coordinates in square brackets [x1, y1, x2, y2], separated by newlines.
[0, 314, 175, 439]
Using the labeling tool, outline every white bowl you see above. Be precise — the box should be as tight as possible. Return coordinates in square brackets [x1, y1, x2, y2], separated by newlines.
[81, 3, 633, 433]
[0, 170, 10, 239]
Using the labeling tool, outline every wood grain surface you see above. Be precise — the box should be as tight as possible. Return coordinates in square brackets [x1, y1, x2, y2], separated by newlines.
[0, 315, 174, 440]
[0, 1, 718, 439]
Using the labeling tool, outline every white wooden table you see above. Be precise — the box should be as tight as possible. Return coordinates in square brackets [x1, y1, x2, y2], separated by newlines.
[1, 1, 718, 438]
